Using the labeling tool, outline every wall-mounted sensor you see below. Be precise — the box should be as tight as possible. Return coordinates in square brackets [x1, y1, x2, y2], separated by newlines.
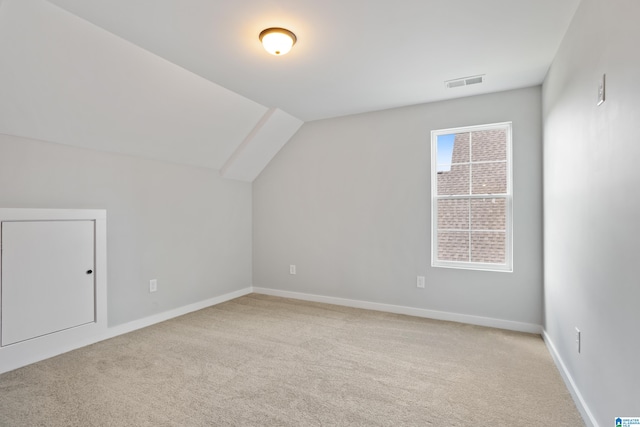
[597, 74, 606, 106]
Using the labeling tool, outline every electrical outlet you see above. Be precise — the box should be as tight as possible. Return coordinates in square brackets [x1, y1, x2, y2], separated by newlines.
[575, 327, 581, 354]
[149, 279, 158, 293]
[417, 276, 425, 289]
[289, 265, 296, 275]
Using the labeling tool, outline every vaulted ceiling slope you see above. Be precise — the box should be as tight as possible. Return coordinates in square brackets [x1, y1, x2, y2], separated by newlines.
[0, 0, 580, 180]
[0, 0, 301, 180]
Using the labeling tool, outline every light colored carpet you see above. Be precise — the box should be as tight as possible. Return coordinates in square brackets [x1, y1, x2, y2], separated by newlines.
[0, 294, 583, 426]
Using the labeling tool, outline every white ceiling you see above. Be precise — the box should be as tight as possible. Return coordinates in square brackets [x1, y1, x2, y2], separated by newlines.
[0, 0, 581, 179]
[46, 0, 582, 121]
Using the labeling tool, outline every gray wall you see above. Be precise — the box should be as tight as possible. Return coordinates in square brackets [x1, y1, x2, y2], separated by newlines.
[254, 87, 543, 326]
[542, 0, 640, 423]
[0, 133, 252, 327]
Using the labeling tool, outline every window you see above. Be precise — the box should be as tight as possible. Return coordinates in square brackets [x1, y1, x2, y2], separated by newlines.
[431, 122, 512, 272]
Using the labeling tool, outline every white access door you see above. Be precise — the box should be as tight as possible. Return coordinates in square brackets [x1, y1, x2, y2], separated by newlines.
[1, 220, 96, 346]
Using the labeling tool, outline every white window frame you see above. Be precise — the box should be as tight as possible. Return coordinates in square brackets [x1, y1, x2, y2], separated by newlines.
[430, 122, 513, 272]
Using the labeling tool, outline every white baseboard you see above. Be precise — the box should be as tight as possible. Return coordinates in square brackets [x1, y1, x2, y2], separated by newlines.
[251, 287, 543, 334]
[104, 287, 252, 339]
[542, 331, 598, 427]
[0, 287, 252, 374]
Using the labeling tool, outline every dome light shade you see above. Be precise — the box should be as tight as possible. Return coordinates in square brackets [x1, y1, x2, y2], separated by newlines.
[259, 28, 297, 56]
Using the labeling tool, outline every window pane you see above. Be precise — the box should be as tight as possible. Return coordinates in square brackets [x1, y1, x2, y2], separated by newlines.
[471, 129, 507, 162]
[471, 232, 506, 264]
[451, 132, 470, 163]
[438, 231, 469, 262]
[471, 162, 506, 194]
[437, 164, 470, 195]
[436, 134, 454, 172]
[471, 198, 506, 230]
[437, 199, 469, 230]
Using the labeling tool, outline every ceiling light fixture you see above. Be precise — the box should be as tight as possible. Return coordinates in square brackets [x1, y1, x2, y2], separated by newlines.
[259, 27, 297, 56]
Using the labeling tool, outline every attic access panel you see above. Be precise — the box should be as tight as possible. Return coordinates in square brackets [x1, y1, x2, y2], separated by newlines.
[1, 220, 96, 346]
